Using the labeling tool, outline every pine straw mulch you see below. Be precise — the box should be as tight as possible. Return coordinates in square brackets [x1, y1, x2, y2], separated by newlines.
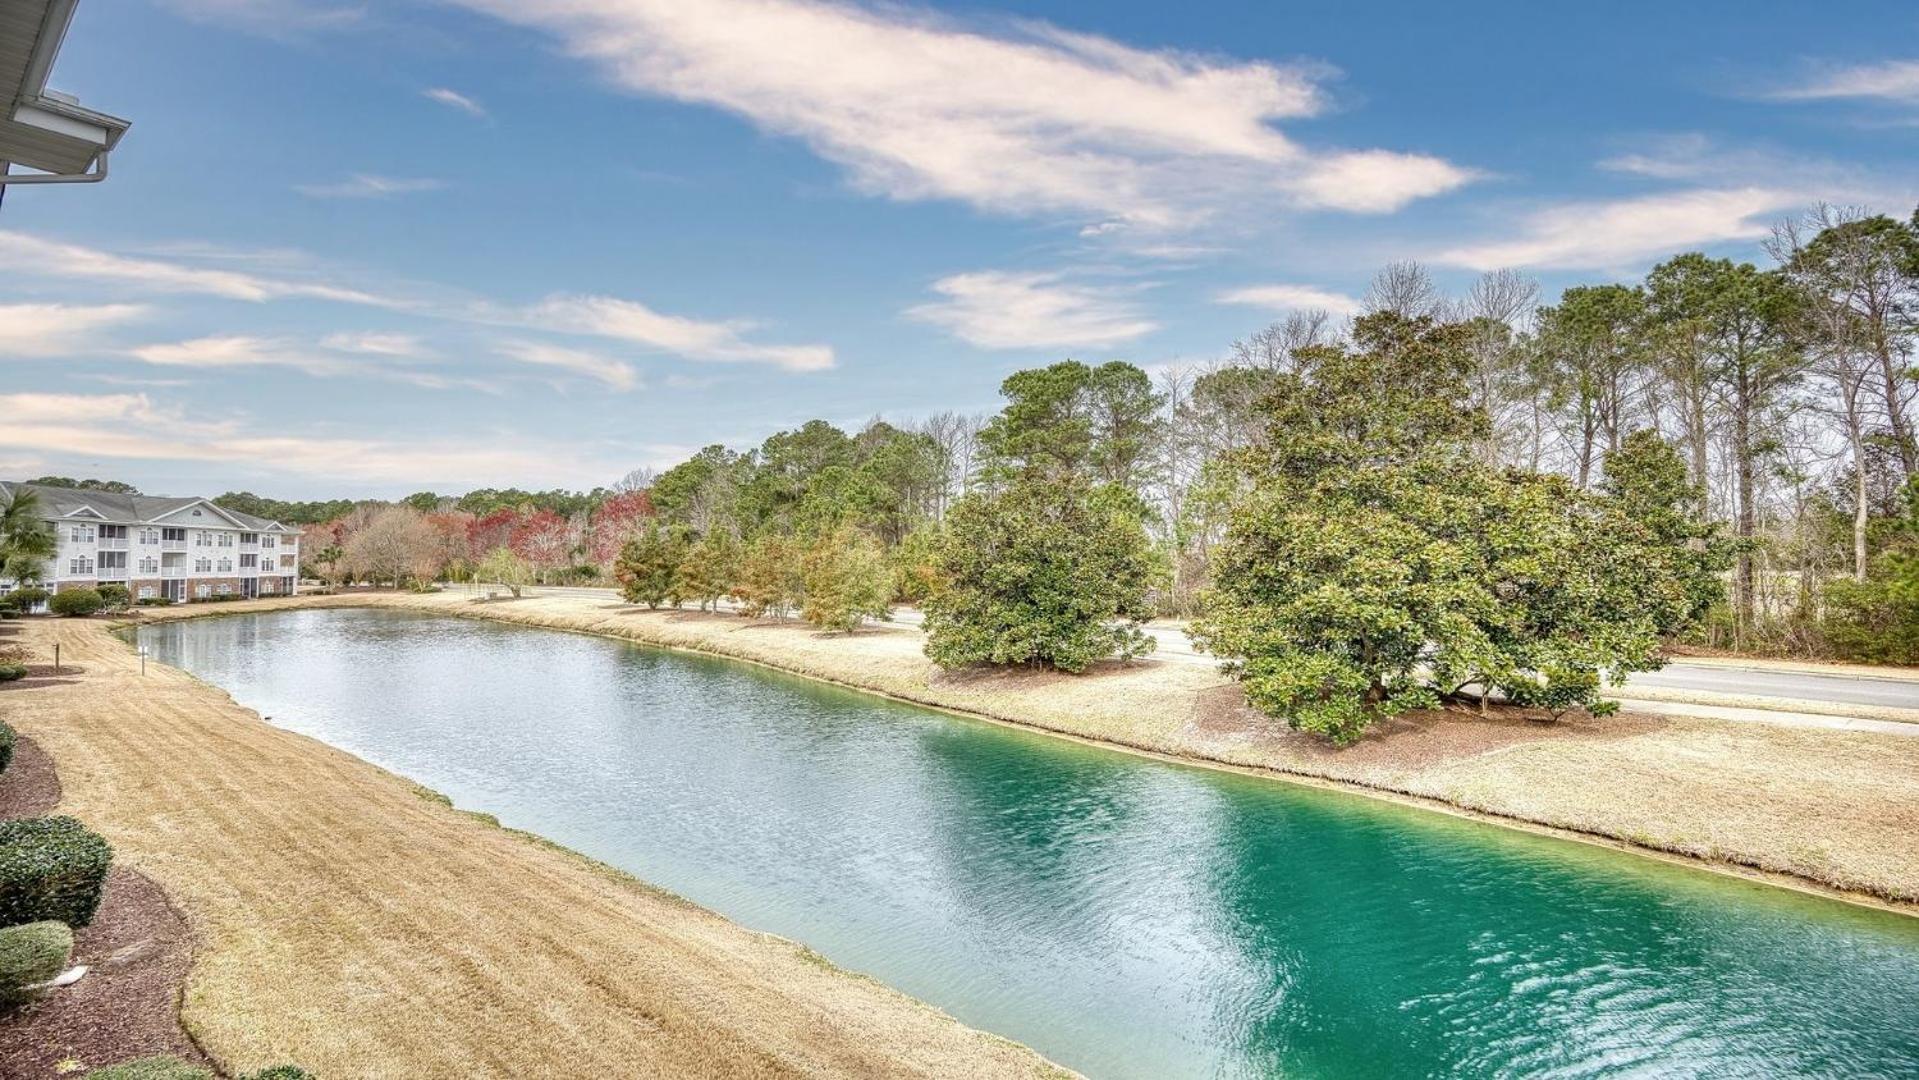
[0, 734, 209, 1079]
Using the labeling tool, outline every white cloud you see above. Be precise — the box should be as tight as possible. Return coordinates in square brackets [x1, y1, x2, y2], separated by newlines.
[1772, 60, 1919, 105]
[1431, 187, 1799, 272]
[321, 331, 430, 357]
[517, 295, 835, 371]
[0, 303, 149, 357]
[131, 335, 353, 376]
[906, 271, 1156, 350]
[295, 174, 446, 199]
[495, 340, 641, 391]
[153, 0, 364, 34]
[0, 391, 628, 489]
[0, 231, 397, 307]
[424, 87, 488, 118]
[1213, 283, 1360, 316]
[5, 231, 833, 373]
[447, 0, 1474, 227]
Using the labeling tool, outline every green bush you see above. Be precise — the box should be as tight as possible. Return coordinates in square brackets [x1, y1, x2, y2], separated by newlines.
[241, 1067, 315, 1080]
[96, 583, 131, 610]
[0, 816, 113, 927]
[0, 665, 24, 683]
[0, 719, 14, 772]
[1822, 577, 1919, 664]
[135, 596, 175, 607]
[0, 920, 72, 1007]
[1, 587, 49, 614]
[82, 1057, 214, 1080]
[47, 588, 105, 617]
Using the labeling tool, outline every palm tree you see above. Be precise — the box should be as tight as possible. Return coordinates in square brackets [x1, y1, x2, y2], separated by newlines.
[0, 488, 57, 584]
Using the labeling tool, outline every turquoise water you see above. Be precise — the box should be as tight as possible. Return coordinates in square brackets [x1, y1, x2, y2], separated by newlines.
[136, 609, 1919, 1078]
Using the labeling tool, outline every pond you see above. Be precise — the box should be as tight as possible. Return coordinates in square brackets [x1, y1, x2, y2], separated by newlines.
[135, 609, 1919, 1079]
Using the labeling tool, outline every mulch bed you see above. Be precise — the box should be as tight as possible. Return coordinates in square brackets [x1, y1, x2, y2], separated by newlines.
[0, 737, 210, 1079]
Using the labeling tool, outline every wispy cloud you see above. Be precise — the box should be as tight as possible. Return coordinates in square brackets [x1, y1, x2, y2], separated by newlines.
[1214, 283, 1360, 316]
[0, 392, 633, 489]
[295, 174, 446, 199]
[320, 331, 431, 357]
[153, 0, 365, 35]
[1431, 187, 1799, 272]
[495, 340, 641, 391]
[0, 303, 149, 357]
[906, 270, 1156, 350]
[1770, 59, 1919, 105]
[514, 295, 835, 371]
[0, 231, 398, 307]
[447, 0, 1474, 228]
[423, 87, 488, 118]
[4, 231, 833, 372]
[128, 334, 499, 393]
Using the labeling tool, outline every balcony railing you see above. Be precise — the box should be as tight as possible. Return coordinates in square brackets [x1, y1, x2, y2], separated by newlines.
[161, 540, 187, 551]
[161, 567, 185, 578]
[98, 537, 128, 550]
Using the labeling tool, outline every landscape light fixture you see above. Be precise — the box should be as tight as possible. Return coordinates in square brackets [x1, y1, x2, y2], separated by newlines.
[0, 0, 129, 199]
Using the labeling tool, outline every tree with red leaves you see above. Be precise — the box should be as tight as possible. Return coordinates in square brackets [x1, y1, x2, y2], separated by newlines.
[587, 490, 655, 567]
[466, 508, 523, 561]
[510, 509, 576, 581]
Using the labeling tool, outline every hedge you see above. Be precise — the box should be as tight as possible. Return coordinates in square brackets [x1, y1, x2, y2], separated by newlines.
[83, 1058, 213, 1080]
[0, 920, 72, 1007]
[0, 718, 14, 772]
[81, 1059, 311, 1080]
[0, 816, 113, 927]
[0, 665, 24, 683]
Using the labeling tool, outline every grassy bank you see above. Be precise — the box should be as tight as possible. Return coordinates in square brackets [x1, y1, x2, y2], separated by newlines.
[0, 613, 1069, 1078]
[149, 590, 1919, 909]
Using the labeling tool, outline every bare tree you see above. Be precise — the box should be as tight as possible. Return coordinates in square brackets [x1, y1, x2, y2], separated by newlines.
[614, 467, 658, 493]
[1363, 260, 1443, 319]
[344, 505, 444, 588]
[1460, 269, 1541, 465]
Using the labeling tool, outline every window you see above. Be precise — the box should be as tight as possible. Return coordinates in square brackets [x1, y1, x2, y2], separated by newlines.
[140, 528, 160, 545]
[100, 524, 127, 539]
[163, 527, 186, 542]
[216, 583, 231, 595]
[138, 586, 155, 599]
[262, 536, 277, 549]
[68, 556, 94, 575]
[195, 530, 212, 546]
[218, 532, 234, 547]
[99, 551, 127, 570]
[139, 557, 158, 574]
[240, 553, 258, 569]
[194, 557, 212, 573]
[195, 584, 211, 599]
[69, 524, 95, 543]
[241, 533, 258, 545]
[217, 558, 233, 572]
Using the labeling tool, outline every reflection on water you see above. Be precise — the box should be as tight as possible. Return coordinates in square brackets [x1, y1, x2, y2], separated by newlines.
[138, 610, 1919, 1079]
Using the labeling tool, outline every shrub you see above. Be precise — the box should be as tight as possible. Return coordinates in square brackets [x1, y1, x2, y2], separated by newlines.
[242, 1068, 315, 1080]
[0, 920, 72, 1007]
[801, 528, 893, 632]
[82, 1057, 214, 1080]
[136, 596, 175, 607]
[47, 588, 104, 617]
[0, 816, 114, 927]
[0, 719, 14, 772]
[96, 583, 131, 610]
[1, 587, 49, 614]
[0, 665, 24, 683]
[1822, 577, 1919, 664]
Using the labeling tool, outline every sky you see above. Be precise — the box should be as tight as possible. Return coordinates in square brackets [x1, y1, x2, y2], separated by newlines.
[3, 0, 1916, 499]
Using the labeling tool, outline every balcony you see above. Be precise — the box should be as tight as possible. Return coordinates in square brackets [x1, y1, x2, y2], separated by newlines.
[161, 540, 187, 551]
[161, 567, 185, 578]
[98, 537, 128, 550]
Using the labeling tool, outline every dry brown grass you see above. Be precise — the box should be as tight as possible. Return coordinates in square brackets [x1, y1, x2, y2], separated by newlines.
[193, 590, 1919, 907]
[0, 614, 1070, 1079]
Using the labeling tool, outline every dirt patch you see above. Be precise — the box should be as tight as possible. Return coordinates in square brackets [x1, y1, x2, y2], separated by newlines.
[0, 737, 61, 819]
[0, 867, 207, 1079]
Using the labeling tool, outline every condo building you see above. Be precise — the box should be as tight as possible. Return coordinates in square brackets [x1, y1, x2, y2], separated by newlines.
[0, 481, 302, 603]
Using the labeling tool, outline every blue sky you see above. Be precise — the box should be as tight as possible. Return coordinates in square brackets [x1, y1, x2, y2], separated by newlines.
[4, 0, 1916, 498]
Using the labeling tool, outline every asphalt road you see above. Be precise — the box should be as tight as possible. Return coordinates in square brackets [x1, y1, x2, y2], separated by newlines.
[505, 584, 1919, 711]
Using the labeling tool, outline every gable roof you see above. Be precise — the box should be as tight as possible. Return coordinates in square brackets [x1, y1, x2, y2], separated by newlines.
[0, 481, 302, 534]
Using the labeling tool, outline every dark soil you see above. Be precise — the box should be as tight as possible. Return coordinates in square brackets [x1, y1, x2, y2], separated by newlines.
[0, 737, 208, 1078]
